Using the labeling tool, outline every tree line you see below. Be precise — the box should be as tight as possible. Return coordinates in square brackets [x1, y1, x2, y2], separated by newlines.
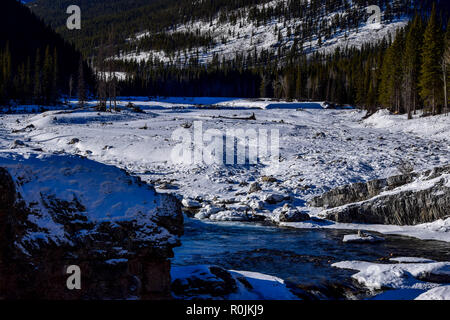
[110, 4, 449, 116]
[0, 0, 93, 106]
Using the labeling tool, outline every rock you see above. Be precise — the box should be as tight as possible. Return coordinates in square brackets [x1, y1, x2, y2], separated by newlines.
[275, 204, 310, 222]
[180, 122, 192, 129]
[209, 210, 249, 221]
[263, 193, 286, 204]
[249, 199, 264, 210]
[0, 154, 183, 300]
[171, 265, 240, 299]
[68, 138, 80, 145]
[182, 198, 201, 208]
[313, 132, 326, 139]
[318, 165, 450, 225]
[248, 182, 262, 193]
[260, 176, 277, 183]
[278, 210, 310, 223]
[10, 140, 25, 149]
[309, 173, 417, 209]
[342, 232, 385, 243]
[194, 205, 223, 220]
[416, 265, 450, 284]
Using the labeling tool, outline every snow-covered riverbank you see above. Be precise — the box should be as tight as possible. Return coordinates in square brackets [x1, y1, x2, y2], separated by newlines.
[2, 98, 449, 242]
[1, 98, 449, 300]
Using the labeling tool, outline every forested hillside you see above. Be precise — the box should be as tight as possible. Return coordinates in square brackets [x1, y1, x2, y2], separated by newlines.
[0, 0, 93, 105]
[26, 0, 450, 114]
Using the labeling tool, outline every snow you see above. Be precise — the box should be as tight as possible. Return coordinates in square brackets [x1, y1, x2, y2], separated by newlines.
[390, 257, 436, 264]
[171, 265, 298, 300]
[117, 1, 408, 68]
[333, 259, 450, 298]
[415, 286, 450, 300]
[229, 270, 297, 300]
[0, 152, 179, 249]
[343, 232, 385, 243]
[1, 98, 449, 244]
[364, 109, 450, 142]
[281, 218, 450, 242]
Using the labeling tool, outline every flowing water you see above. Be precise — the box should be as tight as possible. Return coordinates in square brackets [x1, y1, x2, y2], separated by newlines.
[173, 217, 450, 289]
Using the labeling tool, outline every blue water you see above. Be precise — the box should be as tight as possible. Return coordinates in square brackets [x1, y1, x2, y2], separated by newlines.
[173, 217, 450, 287]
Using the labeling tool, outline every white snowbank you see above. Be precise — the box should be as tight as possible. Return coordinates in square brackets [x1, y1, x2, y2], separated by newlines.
[364, 109, 450, 142]
[0, 153, 179, 247]
[415, 286, 450, 300]
[333, 259, 450, 299]
[281, 217, 450, 243]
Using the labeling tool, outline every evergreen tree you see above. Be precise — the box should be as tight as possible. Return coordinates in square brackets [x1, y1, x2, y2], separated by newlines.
[419, 4, 444, 114]
[77, 58, 86, 107]
[34, 49, 42, 104]
[379, 30, 405, 112]
[402, 16, 423, 118]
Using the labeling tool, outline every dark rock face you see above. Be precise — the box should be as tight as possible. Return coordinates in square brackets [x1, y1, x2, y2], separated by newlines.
[311, 165, 450, 225]
[171, 265, 240, 299]
[0, 158, 183, 300]
[309, 173, 418, 209]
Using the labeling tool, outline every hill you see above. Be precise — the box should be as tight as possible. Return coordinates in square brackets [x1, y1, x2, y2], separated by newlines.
[0, 0, 93, 105]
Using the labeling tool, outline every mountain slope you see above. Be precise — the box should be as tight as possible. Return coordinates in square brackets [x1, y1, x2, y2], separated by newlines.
[0, 0, 93, 104]
[28, 0, 444, 64]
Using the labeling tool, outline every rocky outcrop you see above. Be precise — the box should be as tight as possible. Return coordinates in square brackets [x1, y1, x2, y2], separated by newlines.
[309, 173, 419, 209]
[312, 165, 450, 225]
[0, 154, 183, 300]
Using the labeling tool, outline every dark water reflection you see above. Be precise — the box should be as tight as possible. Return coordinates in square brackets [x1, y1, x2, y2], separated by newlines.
[173, 217, 450, 287]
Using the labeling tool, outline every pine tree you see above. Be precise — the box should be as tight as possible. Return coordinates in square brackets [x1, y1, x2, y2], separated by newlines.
[379, 30, 405, 112]
[33, 49, 42, 104]
[295, 65, 302, 99]
[77, 58, 86, 107]
[402, 16, 423, 118]
[440, 20, 450, 114]
[42, 46, 54, 104]
[53, 47, 59, 103]
[419, 4, 444, 114]
[259, 74, 267, 98]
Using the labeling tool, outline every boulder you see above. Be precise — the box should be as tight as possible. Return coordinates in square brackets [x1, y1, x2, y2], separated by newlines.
[263, 193, 286, 204]
[248, 182, 262, 194]
[275, 204, 310, 222]
[182, 198, 202, 209]
[0, 154, 183, 300]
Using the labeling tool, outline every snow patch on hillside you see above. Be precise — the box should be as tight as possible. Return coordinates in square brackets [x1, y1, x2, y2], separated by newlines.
[119, 1, 408, 66]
